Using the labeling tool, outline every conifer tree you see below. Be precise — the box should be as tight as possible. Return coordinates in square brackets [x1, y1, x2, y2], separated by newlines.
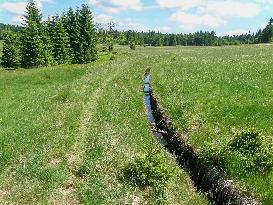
[41, 21, 55, 65]
[20, 20, 45, 67]
[270, 18, 273, 25]
[1, 31, 20, 68]
[63, 8, 83, 64]
[260, 19, 273, 43]
[20, 0, 53, 67]
[78, 5, 97, 63]
[105, 21, 115, 52]
[49, 16, 70, 64]
[23, 0, 42, 26]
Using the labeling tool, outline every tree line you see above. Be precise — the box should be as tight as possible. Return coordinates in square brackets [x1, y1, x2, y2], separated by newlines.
[0, 23, 23, 40]
[1, 0, 97, 68]
[98, 18, 273, 47]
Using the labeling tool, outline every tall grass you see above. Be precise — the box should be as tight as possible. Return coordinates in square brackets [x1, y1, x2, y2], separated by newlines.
[0, 48, 207, 204]
[151, 45, 273, 204]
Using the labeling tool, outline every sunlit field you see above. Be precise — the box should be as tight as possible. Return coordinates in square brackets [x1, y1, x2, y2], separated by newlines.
[151, 45, 273, 204]
[0, 48, 207, 205]
[1, 45, 273, 204]
[2, 0, 273, 202]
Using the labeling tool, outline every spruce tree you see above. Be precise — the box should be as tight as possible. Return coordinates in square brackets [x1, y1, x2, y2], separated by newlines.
[63, 8, 83, 64]
[260, 19, 273, 43]
[78, 5, 97, 63]
[105, 21, 115, 52]
[20, 0, 53, 68]
[41, 21, 55, 65]
[49, 16, 70, 64]
[1, 31, 20, 68]
[23, 0, 42, 26]
[20, 20, 45, 67]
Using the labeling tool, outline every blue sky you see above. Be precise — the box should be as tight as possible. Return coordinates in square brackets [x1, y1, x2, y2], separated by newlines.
[0, 0, 272, 35]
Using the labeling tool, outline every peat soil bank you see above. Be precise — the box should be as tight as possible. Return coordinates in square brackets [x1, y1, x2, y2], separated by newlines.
[143, 69, 260, 205]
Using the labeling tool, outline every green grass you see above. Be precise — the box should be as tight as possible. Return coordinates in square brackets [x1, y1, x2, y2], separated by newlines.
[3, 44, 273, 204]
[151, 45, 273, 204]
[0, 49, 207, 204]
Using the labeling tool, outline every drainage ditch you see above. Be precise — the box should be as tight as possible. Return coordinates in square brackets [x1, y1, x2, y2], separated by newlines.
[143, 69, 261, 205]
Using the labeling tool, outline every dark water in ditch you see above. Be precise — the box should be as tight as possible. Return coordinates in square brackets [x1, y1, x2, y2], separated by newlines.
[144, 73, 168, 147]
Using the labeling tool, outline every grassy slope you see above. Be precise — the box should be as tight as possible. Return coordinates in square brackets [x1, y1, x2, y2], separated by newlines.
[0, 49, 207, 204]
[151, 45, 273, 204]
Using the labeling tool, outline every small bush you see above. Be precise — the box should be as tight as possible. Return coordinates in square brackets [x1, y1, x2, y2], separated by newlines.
[123, 152, 175, 203]
[228, 131, 273, 173]
[229, 131, 262, 155]
[203, 131, 273, 176]
[226, 131, 273, 174]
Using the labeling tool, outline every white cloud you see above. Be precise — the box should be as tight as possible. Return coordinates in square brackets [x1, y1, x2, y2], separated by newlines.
[118, 18, 149, 31]
[0, 0, 55, 25]
[11, 15, 24, 24]
[94, 13, 114, 24]
[170, 11, 226, 31]
[150, 26, 172, 33]
[156, 0, 263, 17]
[0, 2, 27, 15]
[126, 22, 149, 32]
[90, 0, 142, 13]
[0, 0, 54, 15]
[94, 14, 150, 32]
[159, 0, 263, 32]
[255, 0, 273, 3]
[96, 16, 172, 33]
[156, 0, 201, 10]
[160, 26, 171, 32]
[222, 29, 248, 36]
[203, 1, 261, 18]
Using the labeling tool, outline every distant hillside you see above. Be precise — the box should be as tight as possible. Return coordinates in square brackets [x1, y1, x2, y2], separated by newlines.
[0, 23, 23, 40]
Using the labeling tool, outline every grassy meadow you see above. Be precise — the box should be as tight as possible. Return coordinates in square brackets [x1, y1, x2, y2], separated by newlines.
[151, 45, 273, 204]
[0, 48, 208, 205]
[1, 44, 273, 204]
